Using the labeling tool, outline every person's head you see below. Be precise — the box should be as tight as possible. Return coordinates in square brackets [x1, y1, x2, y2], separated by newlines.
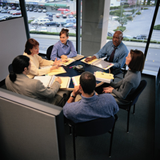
[126, 49, 145, 71]
[112, 30, 123, 47]
[24, 38, 39, 55]
[80, 71, 96, 95]
[59, 28, 69, 44]
[9, 55, 30, 82]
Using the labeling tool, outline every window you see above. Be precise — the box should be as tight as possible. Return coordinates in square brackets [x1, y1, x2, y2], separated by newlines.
[25, 0, 77, 54]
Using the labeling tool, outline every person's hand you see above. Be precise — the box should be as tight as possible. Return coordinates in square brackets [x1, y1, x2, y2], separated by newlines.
[61, 55, 68, 59]
[103, 86, 114, 93]
[72, 85, 81, 97]
[61, 59, 69, 62]
[55, 77, 62, 84]
[50, 64, 59, 71]
[85, 56, 97, 62]
[54, 58, 62, 66]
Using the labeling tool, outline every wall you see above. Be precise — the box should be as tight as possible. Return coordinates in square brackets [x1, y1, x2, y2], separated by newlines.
[0, 17, 27, 81]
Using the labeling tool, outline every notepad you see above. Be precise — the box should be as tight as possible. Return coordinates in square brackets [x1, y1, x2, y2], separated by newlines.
[94, 71, 114, 83]
[34, 75, 56, 88]
[81, 58, 114, 70]
[72, 54, 85, 61]
[62, 58, 75, 66]
[34, 75, 71, 88]
[72, 75, 81, 86]
[48, 67, 66, 76]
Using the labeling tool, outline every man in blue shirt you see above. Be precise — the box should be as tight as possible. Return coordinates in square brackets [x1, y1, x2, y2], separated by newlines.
[85, 31, 128, 74]
[63, 71, 119, 123]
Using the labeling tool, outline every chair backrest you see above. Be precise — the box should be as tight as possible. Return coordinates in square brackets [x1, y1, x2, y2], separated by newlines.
[46, 45, 54, 60]
[71, 116, 116, 137]
[126, 80, 147, 105]
[8, 64, 13, 73]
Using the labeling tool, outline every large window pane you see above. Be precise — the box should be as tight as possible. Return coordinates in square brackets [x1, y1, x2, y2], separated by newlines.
[0, 1, 21, 21]
[26, 0, 77, 54]
[108, 0, 159, 74]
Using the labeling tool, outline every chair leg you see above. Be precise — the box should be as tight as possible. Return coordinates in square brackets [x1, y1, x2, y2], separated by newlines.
[72, 127, 76, 160]
[133, 104, 135, 114]
[109, 120, 116, 158]
[127, 108, 131, 133]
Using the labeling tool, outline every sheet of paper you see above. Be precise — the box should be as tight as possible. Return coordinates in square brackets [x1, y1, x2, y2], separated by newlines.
[94, 71, 114, 79]
[58, 77, 71, 88]
[72, 75, 80, 86]
[48, 67, 66, 76]
[62, 58, 75, 66]
[81, 57, 98, 65]
[34, 75, 52, 87]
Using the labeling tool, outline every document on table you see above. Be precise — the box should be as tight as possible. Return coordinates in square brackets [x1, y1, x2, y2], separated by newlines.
[72, 75, 81, 86]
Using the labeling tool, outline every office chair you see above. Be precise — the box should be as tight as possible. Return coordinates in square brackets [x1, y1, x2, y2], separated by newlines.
[114, 64, 127, 79]
[65, 114, 118, 160]
[8, 64, 13, 73]
[46, 45, 54, 60]
[118, 80, 147, 133]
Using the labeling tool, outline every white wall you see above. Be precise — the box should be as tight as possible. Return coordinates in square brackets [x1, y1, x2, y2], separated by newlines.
[0, 17, 27, 81]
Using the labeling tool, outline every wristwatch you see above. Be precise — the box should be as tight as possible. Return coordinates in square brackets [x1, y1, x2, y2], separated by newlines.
[71, 92, 76, 98]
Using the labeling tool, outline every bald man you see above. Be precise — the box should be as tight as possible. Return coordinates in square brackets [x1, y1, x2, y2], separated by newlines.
[85, 31, 128, 74]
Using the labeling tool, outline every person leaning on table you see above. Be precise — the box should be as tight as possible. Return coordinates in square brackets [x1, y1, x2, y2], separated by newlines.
[50, 28, 77, 61]
[96, 49, 145, 105]
[23, 38, 61, 79]
[63, 71, 119, 123]
[5, 55, 67, 107]
[85, 30, 129, 75]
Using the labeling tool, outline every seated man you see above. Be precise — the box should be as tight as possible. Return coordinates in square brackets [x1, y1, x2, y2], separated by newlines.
[85, 31, 128, 75]
[5, 55, 69, 107]
[63, 71, 119, 123]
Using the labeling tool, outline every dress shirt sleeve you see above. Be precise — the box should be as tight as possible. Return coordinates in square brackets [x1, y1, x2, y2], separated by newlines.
[50, 44, 60, 60]
[28, 57, 51, 78]
[67, 41, 77, 58]
[94, 42, 109, 58]
[35, 80, 60, 99]
[112, 81, 134, 99]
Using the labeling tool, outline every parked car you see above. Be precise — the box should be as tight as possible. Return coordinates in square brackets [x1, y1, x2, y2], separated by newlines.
[0, 16, 6, 21]
[133, 34, 147, 40]
[33, 8, 38, 12]
[107, 31, 114, 37]
[46, 12, 54, 16]
[60, 21, 67, 27]
[11, 6, 16, 10]
[38, 8, 42, 12]
[62, 14, 67, 19]
[38, 19, 50, 25]
[123, 35, 133, 40]
[12, 11, 21, 15]
[45, 21, 60, 27]
[26, 7, 29, 11]
[1, 9, 8, 13]
[56, 13, 61, 18]
[39, 27, 48, 32]
[29, 26, 36, 31]
[42, 9, 47, 13]
[29, 7, 33, 11]
[57, 8, 70, 12]
[68, 15, 74, 18]
[64, 23, 74, 28]
[65, 18, 76, 23]
[3, 6, 8, 9]
[8, 6, 12, 10]
[16, 7, 20, 10]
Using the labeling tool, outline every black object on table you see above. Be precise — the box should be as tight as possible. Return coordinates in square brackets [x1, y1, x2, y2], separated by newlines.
[56, 59, 109, 88]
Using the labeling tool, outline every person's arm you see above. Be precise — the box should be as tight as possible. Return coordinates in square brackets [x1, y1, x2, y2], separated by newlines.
[110, 80, 123, 88]
[66, 41, 77, 58]
[67, 85, 81, 103]
[112, 81, 133, 99]
[94, 42, 110, 59]
[50, 44, 61, 60]
[35, 80, 61, 99]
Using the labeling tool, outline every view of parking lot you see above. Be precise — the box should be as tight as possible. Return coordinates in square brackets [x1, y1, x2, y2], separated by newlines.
[0, 0, 159, 74]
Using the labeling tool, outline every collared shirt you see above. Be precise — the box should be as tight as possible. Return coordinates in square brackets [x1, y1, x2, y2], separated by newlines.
[63, 93, 119, 123]
[94, 41, 128, 69]
[50, 40, 77, 60]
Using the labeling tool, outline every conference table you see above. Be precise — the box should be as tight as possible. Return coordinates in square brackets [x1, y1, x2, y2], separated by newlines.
[55, 56, 111, 90]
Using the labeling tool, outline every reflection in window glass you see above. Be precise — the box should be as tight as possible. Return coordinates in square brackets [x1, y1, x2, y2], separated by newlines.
[0, 1, 21, 21]
[26, 0, 77, 54]
[145, 6, 160, 74]
[108, 0, 159, 74]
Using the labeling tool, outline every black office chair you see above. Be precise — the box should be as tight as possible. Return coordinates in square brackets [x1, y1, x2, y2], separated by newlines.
[118, 80, 147, 133]
[46, 45, 54, 60]
[8, 64, 13, 73]
[113, 64, 127, 79]
[65, 114, 118, 160]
